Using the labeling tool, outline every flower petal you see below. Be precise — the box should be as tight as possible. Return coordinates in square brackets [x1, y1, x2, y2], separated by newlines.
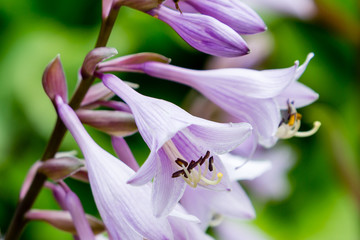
[152, 149, 187, 217]
[221, 153, 272, 181]
[56, 96, 173, 240]
[148, 6, 249, 57]
[275, 81, 319, 109]
[112, 136, 140, 171]
[185, 0, 266, 34]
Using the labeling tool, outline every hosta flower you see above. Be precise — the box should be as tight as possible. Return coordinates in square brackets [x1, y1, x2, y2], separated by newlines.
[181, 154, 271, 230]
[147, 5, 250, 57]
[177, 0, 266, 34]
[56, 96, 175, 240]
[107, 53, 320, 151]
[99, 73, 252, 217]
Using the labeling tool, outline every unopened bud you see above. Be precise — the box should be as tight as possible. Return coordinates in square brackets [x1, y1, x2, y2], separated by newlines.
[42, 55, 68, 102]
[98, 52, 170, 73]
[81, 82, 115, 108]
[76, 109, 137, 136]
[81, 47, 118, 79]
[114, 0, 164, 12]
[38, 157, 84, 181]
[70, 166, 89, 182]
[26, 210, 105, 235]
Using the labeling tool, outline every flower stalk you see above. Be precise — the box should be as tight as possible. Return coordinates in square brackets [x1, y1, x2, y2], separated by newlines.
[4, 7, 120, 240]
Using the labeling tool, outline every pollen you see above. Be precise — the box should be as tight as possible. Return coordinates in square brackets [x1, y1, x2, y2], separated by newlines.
[171, 151, 223, 188]
[276, 100, 321, 139]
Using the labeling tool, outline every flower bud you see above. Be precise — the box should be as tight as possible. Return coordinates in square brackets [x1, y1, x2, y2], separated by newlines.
[98, 52, 170, 73]
[81, 82, 115, 108]
[115, 0, 164, 12]
[76, 109, 137, 136]
[38, 157, 84, 181]
[42, 55, 68, 102]
[26, 210, 105, 235]
[81, 47, 118, 79]
[148, 6, 249, 57]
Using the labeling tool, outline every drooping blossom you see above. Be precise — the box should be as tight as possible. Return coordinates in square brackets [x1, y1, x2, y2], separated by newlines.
[56, 96, 175, 240]
[180, 153, 271, 230]
[174, 0, 267, 34]
[111, 137, 215, 240]
[102, 53, 320, 152]
[147, 5, 250, 57]
[99, 73, 252, 217]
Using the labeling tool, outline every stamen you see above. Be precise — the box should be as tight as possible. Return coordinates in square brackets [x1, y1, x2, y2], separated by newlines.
[172, 169, 185, 178]
[173, 0, 183, 14]
[277, 100, 321, 139]
[208, 156, 214, 171]
[175, 158, 188, 167]
[294, 121, 321, 137]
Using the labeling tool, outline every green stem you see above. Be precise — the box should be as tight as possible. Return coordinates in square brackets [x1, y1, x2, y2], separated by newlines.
[4, 7, 120, 240]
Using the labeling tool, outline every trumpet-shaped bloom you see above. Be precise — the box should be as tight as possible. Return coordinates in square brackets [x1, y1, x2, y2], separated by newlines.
[182, 0, 266, 35]
[114, 53, 318, 148]
[147, 5, 250, 57]
[56, 96, 174, 240]
[180, 153, 271, 230]
[100, 73, 252, 217]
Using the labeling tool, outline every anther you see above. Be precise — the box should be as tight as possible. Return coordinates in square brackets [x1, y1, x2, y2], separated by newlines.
[172, 169, 185, 178]
[171, 151, 223, 188]
[208, 156, 214, 172]
[175, 158, 188, 167]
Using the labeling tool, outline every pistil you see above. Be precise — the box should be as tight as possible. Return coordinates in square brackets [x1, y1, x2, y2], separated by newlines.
[276, 100, 321, 139]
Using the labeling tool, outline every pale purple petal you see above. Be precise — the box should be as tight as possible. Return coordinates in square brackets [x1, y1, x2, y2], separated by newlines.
[242, 0, 316, 20]
[245, 146, 295, 201]
[111, 136, 139, 171]
[221, 153, 272, 181]
[215, 219, 270, 240]
[206, 32, 274, 69]
[185, 0, 266, 34]
[56, 96, 173, 240]
[140, 61, 298, 99]
[152, 149, 187, 217]
[126, 149, 158, 185]
[181, 189, 213, 230]
[168, 215, 214, 240]
[63, 186, 95, 239]
[275, 81, 319, 109]
[181, 182, 255, 228]
[148, 6, 249, 57]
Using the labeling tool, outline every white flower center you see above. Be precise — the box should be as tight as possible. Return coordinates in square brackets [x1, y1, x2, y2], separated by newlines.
[162, 140, 223, 188]
[276, 101, 321, 139]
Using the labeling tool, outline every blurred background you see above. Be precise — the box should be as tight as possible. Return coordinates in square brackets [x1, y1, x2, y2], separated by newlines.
[0, 0, 359, 239]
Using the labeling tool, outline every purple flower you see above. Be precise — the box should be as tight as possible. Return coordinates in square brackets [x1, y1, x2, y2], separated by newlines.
[182, 0, 266, 34]
[56, 96, 175, 240]
[180, 153, 271, 230]
[147, 5, 250, 57]
[110, 53, 319, 150]
[100, 73, 252, 217]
